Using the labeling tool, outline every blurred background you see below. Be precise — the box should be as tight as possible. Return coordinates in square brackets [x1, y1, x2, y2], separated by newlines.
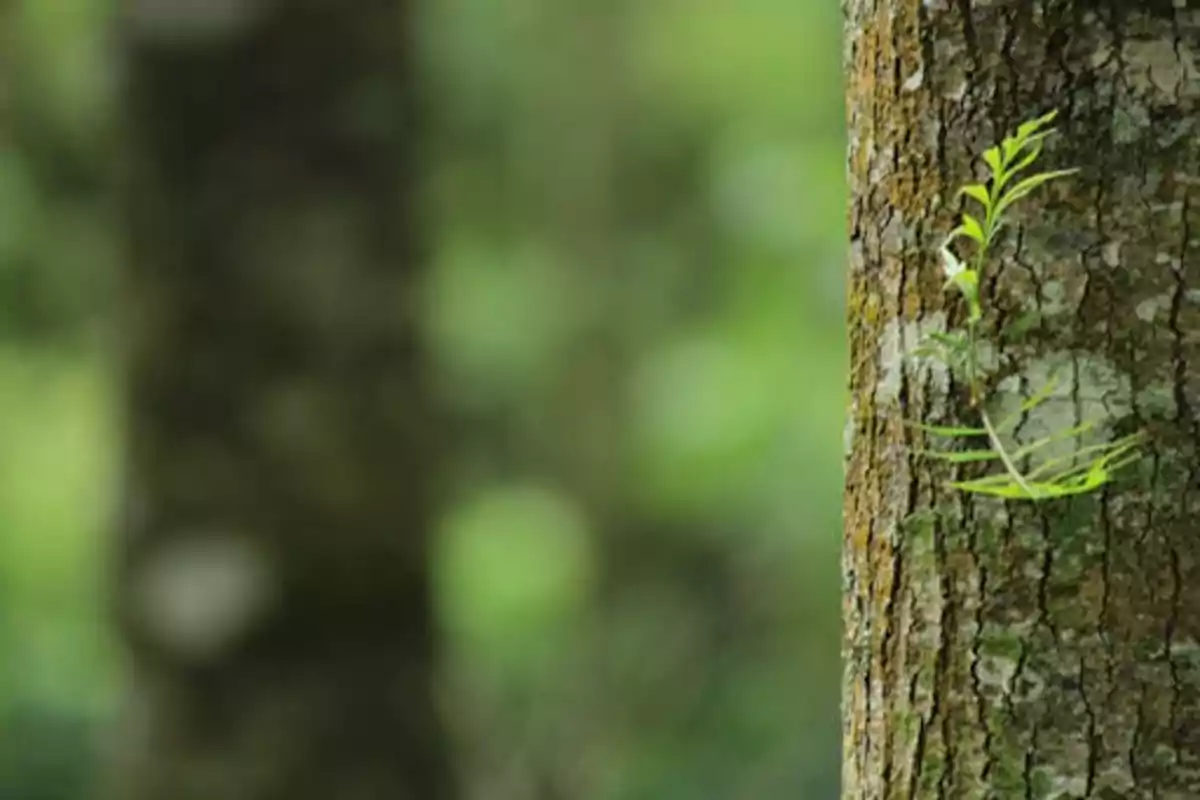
[0, 1, 846, 798]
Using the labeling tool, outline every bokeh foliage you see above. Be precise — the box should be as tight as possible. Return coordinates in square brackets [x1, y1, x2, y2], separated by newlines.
[0, 0, 846, 797]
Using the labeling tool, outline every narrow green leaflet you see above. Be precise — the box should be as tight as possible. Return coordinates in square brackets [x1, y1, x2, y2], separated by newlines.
[994, 169, 1080, 217]
[982, 146, 1004, 177]
[905, 420, 989, 437]
[1016, 109, 1060, 138]
[992, 376, 1061, 431]
[959, 213, 986, 244]
[917, 448, 1002, 463]
[960, 184, 991, 208]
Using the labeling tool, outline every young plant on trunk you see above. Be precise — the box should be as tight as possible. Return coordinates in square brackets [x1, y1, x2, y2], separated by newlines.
[910, 111, 1145, 501]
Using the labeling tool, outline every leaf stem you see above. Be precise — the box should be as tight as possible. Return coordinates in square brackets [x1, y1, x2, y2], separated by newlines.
[981, 408, 1038, 498]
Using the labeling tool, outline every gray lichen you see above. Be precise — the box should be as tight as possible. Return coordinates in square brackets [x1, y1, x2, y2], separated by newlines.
[874, 311, 951, 409]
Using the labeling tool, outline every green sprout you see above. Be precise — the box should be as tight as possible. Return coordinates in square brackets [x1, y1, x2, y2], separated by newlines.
[911, 110, 1146, 501]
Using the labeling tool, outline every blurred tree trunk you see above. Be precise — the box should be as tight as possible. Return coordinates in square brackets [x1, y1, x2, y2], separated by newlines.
[843, 2, 1200, 798]
[112, 3, 453, 799]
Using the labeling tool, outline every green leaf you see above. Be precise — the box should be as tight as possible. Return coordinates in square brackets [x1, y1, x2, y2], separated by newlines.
[994, 142, 1044, 193]
[1001, 136, 1022, 164]
[962, 471, 1018, 486]
[1019, 128, 1055, 150]
[1009, 420, 1099, 462]
[1020, 376, 1062, 411]
[949, 267, 979, 298]
[947, 472, 1110, 500]
[906, 420, 988, 437]
[1021, 435, 1144, 496]
[959, 183, 991, 209]
[927, 331, 968, 350]
[989, 219, 1008, 242]
[1027, 434, 1144, 483]
[1049, 472, 1110, 497]
[918, 448, 1001, 463]
[993, 377, 1062, 431]
[982, 146, 1004, 177]
[960, 213, 986, 244]
[995, 168, 1080, 216]
[950, 266, 982, 323]
[993, 397, 1041, 432]
[1007, 134, 1051, 173]
[913, 332, 968, 362]
[1103, 451, 1145, 476]
[1016, 109, 1059, 140]
[1044, 418, 1100, 443]
[946, 478, 1037, 499]
[949, 472, 1012, 488]
[1001, 310, 1042, 342]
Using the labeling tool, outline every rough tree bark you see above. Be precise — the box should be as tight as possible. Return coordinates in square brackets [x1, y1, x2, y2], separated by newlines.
[843, 2, 1200, 798]
[111, 2, 453, 798]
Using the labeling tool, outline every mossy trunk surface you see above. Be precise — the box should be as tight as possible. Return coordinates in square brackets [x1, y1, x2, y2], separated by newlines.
[842, 1, 1200, 797]
[112, 2, 453, 798]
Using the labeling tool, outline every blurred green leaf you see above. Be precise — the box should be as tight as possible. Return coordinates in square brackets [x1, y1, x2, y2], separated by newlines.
[435, 484, 595, 667]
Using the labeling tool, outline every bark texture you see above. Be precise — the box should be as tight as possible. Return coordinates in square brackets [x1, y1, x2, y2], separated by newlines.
[843, 1, 1200, 797]
[112, 2, 453, 798]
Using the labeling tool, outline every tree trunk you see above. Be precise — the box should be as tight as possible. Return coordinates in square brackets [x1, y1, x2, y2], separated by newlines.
[111, 3, 453, 798]
[843, 2, 1200, 798]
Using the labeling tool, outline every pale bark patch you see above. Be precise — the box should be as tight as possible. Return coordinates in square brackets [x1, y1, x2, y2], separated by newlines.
[989, 351, 1133, 462]
[874, 312, 950, 409]
[134, 533, 276, 662]
[1123, 39, 1200, 100]
[1136, 292, 1175, 322]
